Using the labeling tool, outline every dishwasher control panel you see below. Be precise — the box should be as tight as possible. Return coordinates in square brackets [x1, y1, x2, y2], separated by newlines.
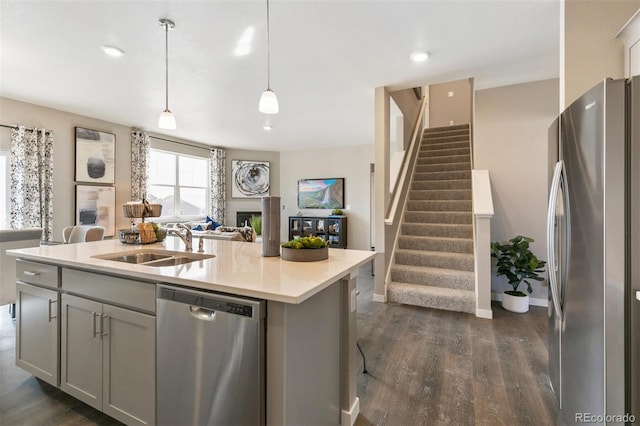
[157, 285, 265, 319]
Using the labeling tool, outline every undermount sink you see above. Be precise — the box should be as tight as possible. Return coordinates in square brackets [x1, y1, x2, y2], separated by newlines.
[92, 249, 215, 267]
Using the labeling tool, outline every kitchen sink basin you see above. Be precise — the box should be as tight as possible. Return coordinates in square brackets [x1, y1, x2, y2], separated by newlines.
[93, 249, 215, 267]
[102, 252, 173, 264]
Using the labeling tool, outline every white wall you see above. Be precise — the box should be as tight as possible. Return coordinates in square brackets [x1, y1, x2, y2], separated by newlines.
[280, 144, 374, 251]
[564, 0, 640, 107]
[429, 78, 473, 128]
[0, 97, 133, 240]
[474, 79, 559, 302]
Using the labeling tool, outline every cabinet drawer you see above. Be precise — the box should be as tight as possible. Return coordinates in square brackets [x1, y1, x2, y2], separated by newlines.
[62, 268, 156, 314]
[16, 259, 59, 289]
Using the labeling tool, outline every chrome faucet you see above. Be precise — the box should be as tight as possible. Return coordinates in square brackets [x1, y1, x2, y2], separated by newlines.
[169, 224, 193, 251]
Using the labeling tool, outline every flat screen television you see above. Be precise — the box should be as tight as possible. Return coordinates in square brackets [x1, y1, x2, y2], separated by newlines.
[297, 178, 345, 209]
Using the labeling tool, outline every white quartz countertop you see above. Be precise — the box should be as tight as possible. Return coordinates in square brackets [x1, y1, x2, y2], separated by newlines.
[8, 238, 376, 304]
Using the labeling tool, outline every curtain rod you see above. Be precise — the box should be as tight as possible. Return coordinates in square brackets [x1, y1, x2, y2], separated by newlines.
[0, 123, 53, 135]
[149, 134, 216, 152]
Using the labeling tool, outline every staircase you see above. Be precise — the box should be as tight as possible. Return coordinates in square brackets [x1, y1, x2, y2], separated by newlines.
[388, 124, 475, 314]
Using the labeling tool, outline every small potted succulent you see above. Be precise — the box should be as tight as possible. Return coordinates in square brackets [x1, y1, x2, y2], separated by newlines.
[281, 235, 329, 262]
[490, 235, 546, 313]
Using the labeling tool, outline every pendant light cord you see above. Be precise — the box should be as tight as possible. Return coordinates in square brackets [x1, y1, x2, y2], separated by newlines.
[165, 21, 169, 111]
[266, 0, 271, 90]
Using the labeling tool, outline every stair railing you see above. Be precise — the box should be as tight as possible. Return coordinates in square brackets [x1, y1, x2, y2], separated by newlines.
[385, 96, 427, 223]
[383, 97, 427, 286]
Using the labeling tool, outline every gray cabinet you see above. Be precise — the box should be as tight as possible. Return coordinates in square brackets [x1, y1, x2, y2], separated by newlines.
[288, 215, 348, 248]
[15, 259, 60, 387]
[15, 281, 59, 386]
[60, 272, 156, 426]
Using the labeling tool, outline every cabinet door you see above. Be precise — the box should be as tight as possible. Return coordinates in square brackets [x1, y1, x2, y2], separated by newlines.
[15, 282, 59, 386]
[102, 304, 156, 426]
[289, 217, 302, 240]
[60, 294, 103, 410]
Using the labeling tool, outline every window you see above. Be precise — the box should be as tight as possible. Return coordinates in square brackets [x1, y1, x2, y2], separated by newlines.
[148, 149, 209, 219]
[0, 150, 8, 227]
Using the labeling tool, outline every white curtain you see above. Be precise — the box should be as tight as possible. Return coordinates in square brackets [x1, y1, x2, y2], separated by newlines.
[10, 126, 53, 241]
[209, 148, 226, 224]
[131, 130, 150, 201]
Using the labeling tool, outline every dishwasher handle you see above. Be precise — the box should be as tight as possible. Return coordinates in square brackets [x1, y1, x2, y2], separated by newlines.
[189, 305, 217, 321]
[157, 284, 265, 320]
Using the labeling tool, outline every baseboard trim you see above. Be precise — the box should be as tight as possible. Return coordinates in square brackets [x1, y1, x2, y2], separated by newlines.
[475, 308, 493, 319]
[373, 293, 386, 303]
[341, 397, 360, 426]
[491, 292, 548, 307]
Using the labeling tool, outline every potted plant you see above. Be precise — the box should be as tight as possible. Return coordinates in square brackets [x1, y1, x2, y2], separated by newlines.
[281, 236, 329, 262]
[490, 235, 546, 313]
[249, 215, 262, 235]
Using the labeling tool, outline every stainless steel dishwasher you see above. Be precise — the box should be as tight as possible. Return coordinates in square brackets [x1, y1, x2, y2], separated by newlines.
[156, 284, 266, 426]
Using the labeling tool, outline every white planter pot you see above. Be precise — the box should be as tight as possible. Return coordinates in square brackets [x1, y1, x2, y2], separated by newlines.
[502, 292, 529, 313]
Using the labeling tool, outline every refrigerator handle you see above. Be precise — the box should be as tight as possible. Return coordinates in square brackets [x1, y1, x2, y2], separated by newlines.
[547, 161, 564, 320]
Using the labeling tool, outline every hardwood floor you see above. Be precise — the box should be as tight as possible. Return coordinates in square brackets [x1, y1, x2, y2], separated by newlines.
[355, 271, 561, 426]
[0, 304, 120, 425]
[0, 270, 560, 425]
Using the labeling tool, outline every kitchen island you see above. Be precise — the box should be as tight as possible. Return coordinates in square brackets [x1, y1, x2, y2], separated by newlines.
[9, 238, 375, 426]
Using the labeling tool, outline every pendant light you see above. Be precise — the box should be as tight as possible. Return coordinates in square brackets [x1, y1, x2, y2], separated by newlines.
[158, 18, 176, 129]
[258, 0, 279, 114]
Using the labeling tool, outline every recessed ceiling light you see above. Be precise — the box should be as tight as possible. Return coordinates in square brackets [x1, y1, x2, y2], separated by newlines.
[263, 124, 272, 131]
[102, 45, 124, 57]
[410, 50, 430, 63]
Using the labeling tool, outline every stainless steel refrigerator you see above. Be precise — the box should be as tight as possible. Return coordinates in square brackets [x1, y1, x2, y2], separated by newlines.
[547, 77, 639, 425]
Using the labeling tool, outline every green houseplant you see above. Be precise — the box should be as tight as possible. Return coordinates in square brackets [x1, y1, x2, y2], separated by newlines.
[249, 215, 262, 236]
[281, 236, 329, 262]
[490, 235, 546, 313]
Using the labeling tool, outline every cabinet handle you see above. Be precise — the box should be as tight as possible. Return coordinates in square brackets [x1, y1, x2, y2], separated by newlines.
[23, 271, 40, 277]
[47, 299, 57, 322]
[100, 314, 109, 338]
[92, 312, 100, 338]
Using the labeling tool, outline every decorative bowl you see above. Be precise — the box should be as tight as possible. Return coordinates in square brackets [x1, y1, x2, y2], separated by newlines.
[122, 203, 162, 218]
[281, 246, 328, 262]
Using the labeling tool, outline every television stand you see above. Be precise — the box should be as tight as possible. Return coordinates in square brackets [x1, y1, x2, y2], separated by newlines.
[288, 215, 347, 249]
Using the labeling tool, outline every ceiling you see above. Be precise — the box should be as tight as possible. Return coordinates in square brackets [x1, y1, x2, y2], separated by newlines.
[0, 1, 559, 152]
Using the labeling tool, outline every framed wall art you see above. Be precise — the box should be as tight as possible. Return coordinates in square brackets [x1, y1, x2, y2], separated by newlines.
[75, 127, 115, 184]
[232, 160, 270, 198]
[297, 178, 345, 209]
[75, 185, 116, 237]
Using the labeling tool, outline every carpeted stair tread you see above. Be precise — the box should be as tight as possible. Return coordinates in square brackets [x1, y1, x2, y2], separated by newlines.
[417, 155, 471, 165]
[402, 223, 473, 238]
[406, 200, 472, 212]
[404, 211, 472, 224]
[387, 282, 476, 314]
[421, 141, 470, 151]
[390, 264, 474, 290]
[419, 142, 469, 151]
[413, 170, 471, 181]
[415, 162, 471, 173]
[418, 147, 469, 157]
[394, 249, 475, 272]
[398, 235, 473, 253]
[412, 179, 471, 190]
[409, 189, 471, 201]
